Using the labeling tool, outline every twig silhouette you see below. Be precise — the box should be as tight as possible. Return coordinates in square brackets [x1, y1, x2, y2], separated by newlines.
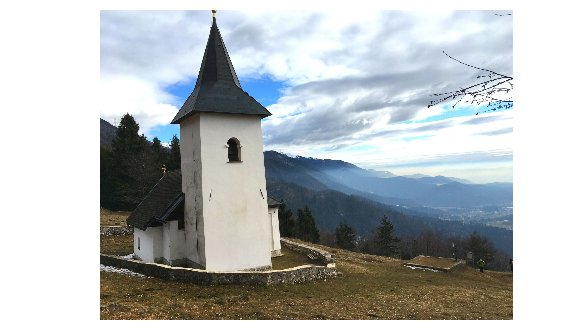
[428, 51, 513, 115]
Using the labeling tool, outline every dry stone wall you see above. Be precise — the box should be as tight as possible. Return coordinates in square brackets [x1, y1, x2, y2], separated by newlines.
[100, 226, 133, 236]
[100, 238, 337, 285]
[280, 238, 335, 266]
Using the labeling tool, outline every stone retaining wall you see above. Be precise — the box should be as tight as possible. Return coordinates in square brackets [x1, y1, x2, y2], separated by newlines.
[100, 238, 338, 285]
[100, 226, 133, 236]
[280, 238, 335, 266]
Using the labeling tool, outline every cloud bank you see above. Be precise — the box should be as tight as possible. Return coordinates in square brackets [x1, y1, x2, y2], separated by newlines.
[101, 10, 513, 182]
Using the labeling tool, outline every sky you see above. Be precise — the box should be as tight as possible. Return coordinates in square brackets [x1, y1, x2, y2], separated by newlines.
[100, 10, 513, 184]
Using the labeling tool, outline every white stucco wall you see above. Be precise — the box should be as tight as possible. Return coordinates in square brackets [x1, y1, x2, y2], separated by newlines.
[133, 227, 163, 263]
[162, 221, 187, 264]
[180, 114, 205, 267]
[269, 207, 281, 252]
[162, 222, 170, 262]
[197, 113, 272, 271]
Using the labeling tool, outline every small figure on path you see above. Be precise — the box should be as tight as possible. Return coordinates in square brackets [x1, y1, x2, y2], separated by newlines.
[477, 258, 485, 273]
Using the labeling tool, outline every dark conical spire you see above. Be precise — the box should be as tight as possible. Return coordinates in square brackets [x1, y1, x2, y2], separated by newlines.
[171, 12, 271, 124]
[196, 12, 241, 89]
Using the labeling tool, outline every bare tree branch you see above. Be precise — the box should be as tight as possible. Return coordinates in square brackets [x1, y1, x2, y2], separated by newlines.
[428, 51, 513, 115]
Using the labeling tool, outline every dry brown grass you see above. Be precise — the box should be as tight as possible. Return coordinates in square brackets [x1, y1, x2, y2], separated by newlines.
[101, 234, 134, 256]
[100, 208, 131, 227]
[100, 210, 513, 320]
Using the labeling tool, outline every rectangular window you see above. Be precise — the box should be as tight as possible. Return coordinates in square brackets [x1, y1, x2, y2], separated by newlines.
[138, 236, 141, 250]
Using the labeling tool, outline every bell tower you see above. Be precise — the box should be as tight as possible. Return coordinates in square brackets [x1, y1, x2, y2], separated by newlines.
[171, 11, 273, 271]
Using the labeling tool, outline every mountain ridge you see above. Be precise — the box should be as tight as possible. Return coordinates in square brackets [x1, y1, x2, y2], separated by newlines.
[263, 150, 512, 209]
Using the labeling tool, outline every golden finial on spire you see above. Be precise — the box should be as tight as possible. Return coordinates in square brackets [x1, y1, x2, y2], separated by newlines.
[212, 10, 217, 18]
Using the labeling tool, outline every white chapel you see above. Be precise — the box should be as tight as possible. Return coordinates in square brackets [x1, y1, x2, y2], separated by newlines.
[126, 12, 282, 271]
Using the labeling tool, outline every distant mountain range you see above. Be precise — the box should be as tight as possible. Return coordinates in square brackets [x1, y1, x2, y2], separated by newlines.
[266, 178, 512, 255]
[263, 151, 512, 209]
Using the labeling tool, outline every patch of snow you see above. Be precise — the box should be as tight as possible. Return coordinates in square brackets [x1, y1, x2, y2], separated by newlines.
[404, 265, 439, 272]
[120, 254, 134, 260]
[100, 264, 146, 277]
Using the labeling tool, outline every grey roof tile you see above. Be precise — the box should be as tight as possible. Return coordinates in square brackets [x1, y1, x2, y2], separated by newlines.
[126, 171, 184, 230]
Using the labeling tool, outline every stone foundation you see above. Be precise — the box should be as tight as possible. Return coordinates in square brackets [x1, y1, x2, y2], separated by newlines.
[100, 239, 338, 285]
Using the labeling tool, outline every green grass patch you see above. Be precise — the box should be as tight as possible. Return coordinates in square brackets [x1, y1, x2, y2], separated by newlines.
[271, 246, 320, 270]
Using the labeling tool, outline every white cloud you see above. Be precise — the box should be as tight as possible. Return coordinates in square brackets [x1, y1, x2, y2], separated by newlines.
[101, 10, 513, 182]
[99, 76, 178, 137]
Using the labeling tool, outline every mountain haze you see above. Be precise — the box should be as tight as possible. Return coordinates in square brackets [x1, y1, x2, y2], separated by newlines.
[263, 151, 512, 209]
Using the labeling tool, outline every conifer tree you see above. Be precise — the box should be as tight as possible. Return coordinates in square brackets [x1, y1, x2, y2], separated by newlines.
[373, 215, 401, 257]
[335, 223, 357, 250]
[100, 146, 115, 207]
[168, 134, 181, 171]
[296, 206, 320, 243]
[111, 113, 142, 157]
[151, 137, 168, 171]
[103, 113, 160, 209]
[464, 231, 496, 264]
[133, 133, 161, 194]
[278, 203, 296, 238]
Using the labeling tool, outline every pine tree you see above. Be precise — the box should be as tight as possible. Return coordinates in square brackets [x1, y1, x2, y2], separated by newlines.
[111, 113, 142, 157]
[100, 147, 115, 207]
[464, 231, 496, 264]
[335, 223, 357, 250]
[103, 113, 160, 210]
[278, 203, 296, 238]
[296, 206, 320, 243]
[132, 133, 161, 195]
[151, 137, 168, 172]
[168, 134, 181, 171]
[373, 215, 401, 257]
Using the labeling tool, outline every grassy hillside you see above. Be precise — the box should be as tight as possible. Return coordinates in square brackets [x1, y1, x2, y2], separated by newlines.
[100, 214, 513, 319]
[268, 179, 513, 255]
[100, 208, 131, 227]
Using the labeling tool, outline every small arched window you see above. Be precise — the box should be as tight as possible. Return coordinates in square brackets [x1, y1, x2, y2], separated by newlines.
[227, 137, 241, 162]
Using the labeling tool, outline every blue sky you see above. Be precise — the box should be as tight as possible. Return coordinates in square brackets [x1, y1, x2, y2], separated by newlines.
[156, 76, 286, 143]
[100, 10, 513, 183]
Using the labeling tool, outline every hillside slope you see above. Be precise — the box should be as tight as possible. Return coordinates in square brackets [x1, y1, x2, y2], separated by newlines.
[100, 118, 118, 149]
[100, 234, 513, 320]
[267, 179, 513, 255]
